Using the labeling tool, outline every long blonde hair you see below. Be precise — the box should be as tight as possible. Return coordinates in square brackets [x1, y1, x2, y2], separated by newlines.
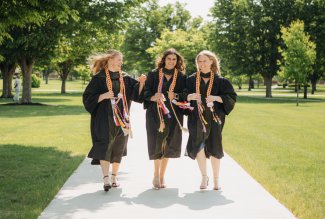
[88, 49, 123, 75]
[195, 50, 221, 76]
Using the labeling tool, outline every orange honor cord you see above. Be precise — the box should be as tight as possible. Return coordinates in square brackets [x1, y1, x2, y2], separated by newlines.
[104, 66, 132, 137]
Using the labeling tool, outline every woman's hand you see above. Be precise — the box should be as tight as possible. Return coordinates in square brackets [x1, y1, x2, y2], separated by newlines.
[150, 92, 163, 102]
[187, 93, 201, 102]
[138, 74, 147, 84]
[206, 95, 223, 103]
[98, 91, 114, 102]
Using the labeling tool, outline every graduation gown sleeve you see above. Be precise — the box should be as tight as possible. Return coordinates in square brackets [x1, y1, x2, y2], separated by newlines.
[143, 71, 155, 102]
[126, 76, 144, 103]
[218, 78, 237, 115]
[83, 76, 101, 114]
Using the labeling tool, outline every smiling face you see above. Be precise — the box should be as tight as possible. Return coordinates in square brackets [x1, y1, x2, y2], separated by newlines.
[197, 55, 213, 73]
[164, 54, 177, 70]
[108, 54, 123, 71]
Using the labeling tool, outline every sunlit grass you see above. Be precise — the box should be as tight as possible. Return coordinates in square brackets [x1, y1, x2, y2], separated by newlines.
[0, 79, 324, 218]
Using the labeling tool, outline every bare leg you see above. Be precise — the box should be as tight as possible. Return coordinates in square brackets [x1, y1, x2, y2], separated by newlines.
[159, 158, 169, 188]
[153, 159, 161, 189]
[196, 149, 208, 189]
[111, 162, 120, 187]
[154, 159, 161, 177]
[100, 160, 110, 177]
[100, 160, 111, 191]
[211, 156, 221, 190]
[111, 162, 120, 175]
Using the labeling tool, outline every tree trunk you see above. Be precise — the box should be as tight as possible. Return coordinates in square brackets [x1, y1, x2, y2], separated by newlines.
[20, 57, 35, 104]
[296, 86, 299, 106]
[303, 85, 308, 99]
[58, 60, 73, 94]
[248, 75, 252, 91]
[45, 74, 49, 84]
[263, 74, 273, 98]
[311, 79, 317, 94]
[250, 77, 254, 89]
[0, 63, 16, 98]
[61, 79, 66, 94]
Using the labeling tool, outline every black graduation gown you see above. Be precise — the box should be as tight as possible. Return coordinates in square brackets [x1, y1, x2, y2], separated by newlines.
[143, 68, 187, 160]
[83, 70, 143, 164]
[186, 72, 237, 159]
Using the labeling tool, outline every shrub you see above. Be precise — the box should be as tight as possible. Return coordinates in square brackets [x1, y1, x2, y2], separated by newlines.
[32, 74, 41, 88]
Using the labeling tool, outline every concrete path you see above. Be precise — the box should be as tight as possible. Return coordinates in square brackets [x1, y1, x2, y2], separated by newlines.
[39, 103, 296, 219]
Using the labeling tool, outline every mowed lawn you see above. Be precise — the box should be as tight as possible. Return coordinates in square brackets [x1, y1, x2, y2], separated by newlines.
[224, 85, 325, 219]
[0, 79, 90, 219]
[0, 79, 324, 219]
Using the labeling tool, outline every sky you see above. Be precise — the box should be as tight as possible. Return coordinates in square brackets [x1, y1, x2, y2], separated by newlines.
[159, 0, 215, 21]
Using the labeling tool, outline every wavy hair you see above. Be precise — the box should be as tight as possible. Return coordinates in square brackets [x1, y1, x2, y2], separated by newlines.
[88, 49, 123, 75]
[195, 50, 221, 76]
[156, 48, 186, 74]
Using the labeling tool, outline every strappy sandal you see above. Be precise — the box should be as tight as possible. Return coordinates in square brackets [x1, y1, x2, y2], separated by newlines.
[160, 178, 166, 189]
[111, 173, 120, 188]
[213, 177, 221, 190]
[103, 175, 111, 192]
[200, 175, 209, 189]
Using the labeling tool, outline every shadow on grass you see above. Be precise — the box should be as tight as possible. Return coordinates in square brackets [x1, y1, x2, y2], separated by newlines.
[238, 95, 325, 104]
[0, 144, 85, 219]
[32, 92, 83, 97]
[0, 104, 87, 117]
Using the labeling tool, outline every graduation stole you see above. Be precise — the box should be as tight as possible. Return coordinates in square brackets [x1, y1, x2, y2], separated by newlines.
[157, 68, 174, 132]
[195, 71, 222, 133]
[104, 66, 132, 137]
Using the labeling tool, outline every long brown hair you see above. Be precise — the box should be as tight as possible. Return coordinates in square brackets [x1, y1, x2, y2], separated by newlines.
[156, 48, 186, 74]
[195, 50, 221, 76]
[88, 49, 123, 75]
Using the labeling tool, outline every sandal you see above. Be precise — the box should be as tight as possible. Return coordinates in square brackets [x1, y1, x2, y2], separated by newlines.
[103, 175, 111, 192]
[160, 178, 166, 189]
[213, 177, 221, 190]
[111, 174, 120, 188]
[200, 175, 209, 189]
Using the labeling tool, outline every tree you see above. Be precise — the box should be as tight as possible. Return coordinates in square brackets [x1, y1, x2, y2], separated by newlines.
[0, 0, 59, 59]
[52, 0, 139, 94]
[211, 0, 298, 97]
[211, 0, 258, 92]
[147, 28, 208, 74]
[298, 0, 325, 94]
[280, 20, 316, 105]
[0, 48, 17, 98]
[0, 0, 79, 103]
[229, 75, 247, 90]
[122, 0, 193, 74]
[73, 65, 91, 85]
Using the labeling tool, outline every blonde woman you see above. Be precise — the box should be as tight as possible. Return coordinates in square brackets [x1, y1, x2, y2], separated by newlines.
[83, 49, 146, 191]
[186, 50, 237, 190]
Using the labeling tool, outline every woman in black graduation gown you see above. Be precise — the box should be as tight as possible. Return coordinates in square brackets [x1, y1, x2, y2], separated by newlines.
[143, 48, 187, 189]
[186, 50, 237, 190]
[83, 49, 146, 191]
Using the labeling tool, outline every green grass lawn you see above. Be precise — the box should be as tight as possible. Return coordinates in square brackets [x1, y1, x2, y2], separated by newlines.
[0, 79, 90, 219]
[0, 79, 324, 219]
[224, 85, 325, 219]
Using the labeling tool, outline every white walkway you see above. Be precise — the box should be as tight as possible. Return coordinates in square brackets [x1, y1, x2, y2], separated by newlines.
[39, 103, 296, 219]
